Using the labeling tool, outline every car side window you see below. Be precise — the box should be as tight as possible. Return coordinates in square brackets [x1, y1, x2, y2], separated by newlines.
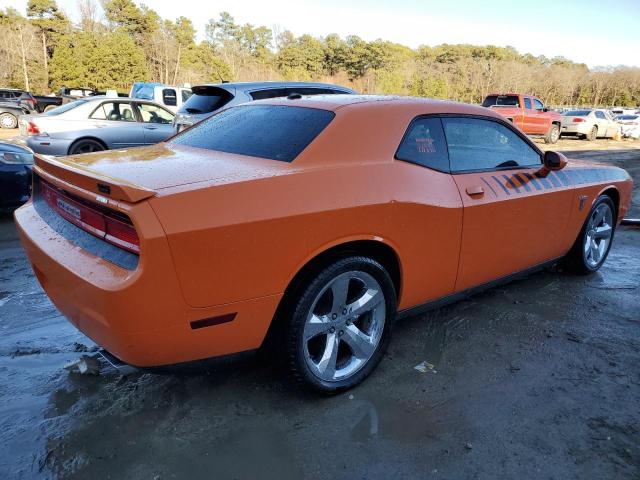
[138, 103, 174, 124]
[162, 89, 177, 107]
[181, 90, 193, 103]
[249, 89, 287, 100]
[395, 117, 449, 172]
[524, 97, 532, 109]
[91, 102, 136, 122]
[533, 99, 544, 111]
[595, 111, 606, 119]
[442, 117, 541, 172]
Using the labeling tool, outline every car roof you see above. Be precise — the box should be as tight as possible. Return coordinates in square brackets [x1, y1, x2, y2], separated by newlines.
[193, 81, 355, 92]
[251, 94, 501, 117]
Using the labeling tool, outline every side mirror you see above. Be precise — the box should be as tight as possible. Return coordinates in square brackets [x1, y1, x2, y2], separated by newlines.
[543, 107, 549, 112]
[536, 151, 567, 177]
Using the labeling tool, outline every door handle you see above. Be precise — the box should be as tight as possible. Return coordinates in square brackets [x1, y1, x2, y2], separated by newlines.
[144, 125, 158, 130]
[466, 185, 484, 197]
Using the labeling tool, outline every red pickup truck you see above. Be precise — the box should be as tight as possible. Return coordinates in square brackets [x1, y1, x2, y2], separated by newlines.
[482, 93, 562, 144]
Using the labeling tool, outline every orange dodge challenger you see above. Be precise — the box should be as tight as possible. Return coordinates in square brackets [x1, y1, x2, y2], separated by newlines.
[15, 95, 632, 392]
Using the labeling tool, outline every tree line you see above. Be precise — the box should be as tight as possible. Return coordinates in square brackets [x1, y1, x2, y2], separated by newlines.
[1, 0, 639, 107]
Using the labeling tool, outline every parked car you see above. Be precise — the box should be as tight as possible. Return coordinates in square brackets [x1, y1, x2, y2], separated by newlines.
[32, 95, 63, 112]
[173, 81, 356, 132]
[15, 95, 632, 392]
[0, 141, 33, 211]
[17, 96, 175, 155]
[130, 82, 192, 113]
[0, 88, 38, 113]
[610, 107, 637, 117]
[0, 103, 29, 129]
[560, 109, 620, 141]
[616, 114, 640, 139]
[481, 93, 562, 143]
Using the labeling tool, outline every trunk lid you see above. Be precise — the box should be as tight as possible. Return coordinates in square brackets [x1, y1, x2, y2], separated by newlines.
[34, 143, 293, 201]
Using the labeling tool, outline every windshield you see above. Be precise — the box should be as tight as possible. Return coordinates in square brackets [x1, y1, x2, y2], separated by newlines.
[44, 99, 89, 116]
[617, 115, 639, 120]
[171, 104, 335, 162]
[564, 110, 591, 116]
[482, 95, 520, 107]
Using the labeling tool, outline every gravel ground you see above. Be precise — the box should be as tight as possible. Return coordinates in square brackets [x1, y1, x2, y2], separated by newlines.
[0, 136, 638, 479]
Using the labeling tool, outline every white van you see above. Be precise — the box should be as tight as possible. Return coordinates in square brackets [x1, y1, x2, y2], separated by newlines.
[129, 82, 192, 113]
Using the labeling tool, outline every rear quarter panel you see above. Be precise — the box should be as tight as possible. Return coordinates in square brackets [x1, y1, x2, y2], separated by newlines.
[150, 162, 463, 311]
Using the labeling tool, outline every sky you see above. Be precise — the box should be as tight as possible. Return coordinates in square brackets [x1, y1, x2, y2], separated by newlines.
[3, 0, 640, 68]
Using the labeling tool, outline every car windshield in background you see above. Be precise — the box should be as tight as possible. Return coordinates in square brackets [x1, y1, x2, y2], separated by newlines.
[564, 110, 591, 116]
[482, 95, 520, 107]
[617, 115, 638, 120]
[44, 99, 89, 116]
[171, 105, 335, 162]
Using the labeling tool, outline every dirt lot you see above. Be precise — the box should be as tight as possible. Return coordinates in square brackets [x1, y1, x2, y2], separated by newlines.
[1, 136, 639, 479]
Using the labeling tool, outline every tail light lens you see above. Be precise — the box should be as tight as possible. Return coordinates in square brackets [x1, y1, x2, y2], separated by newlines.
[573, 118, 584, 123]
[26, 121, 46, 136]
[41, 180, 140, 254]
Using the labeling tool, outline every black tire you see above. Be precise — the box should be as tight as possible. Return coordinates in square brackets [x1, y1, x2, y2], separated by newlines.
[0, 112, 18, 129]
[286, 256, 397, 393]
[68, 139, 106, 155]
[586, 126, 598, 141]
[562, 195, 616, 275]
[544, 123, 560, 144]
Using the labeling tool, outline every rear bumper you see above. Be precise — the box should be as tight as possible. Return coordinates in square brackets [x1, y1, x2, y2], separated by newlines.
[14, 196, 281, 367]
[20, 136, 71, 156]
[561, 123, 591, 135]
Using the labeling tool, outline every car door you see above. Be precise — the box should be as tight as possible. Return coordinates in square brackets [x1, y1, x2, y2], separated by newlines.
[532, 98, 548, 134]
[593, 110, 609, 137]
[135, 102, 176, 144]
[87, 101, 146, 148]
[522, 96, 535, 132]
[444, 116, 574, 292]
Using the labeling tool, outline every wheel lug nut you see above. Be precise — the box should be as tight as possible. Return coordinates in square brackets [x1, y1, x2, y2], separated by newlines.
[331, 313, 337, 320]
[345, 319, 351, 325]
[342, 309, 347, 315]
[329, 327, 335, 333]
[338, 330, 344, 336]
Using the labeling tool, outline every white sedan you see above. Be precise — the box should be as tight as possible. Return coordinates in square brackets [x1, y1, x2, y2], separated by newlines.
[616, 114, 640, 139]
[561, 109, 620, 141]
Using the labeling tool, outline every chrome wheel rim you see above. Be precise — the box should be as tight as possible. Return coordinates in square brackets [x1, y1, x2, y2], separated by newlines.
[551, 126, 560, 142]
[584, 203, 613, 268]
[0, 114, 16, 128]
[303, 271, 386, 383]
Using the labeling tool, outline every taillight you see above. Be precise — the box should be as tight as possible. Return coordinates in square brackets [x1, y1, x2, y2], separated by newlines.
[41, 180, 140, 255]
[573, 118, 584, 123]
[105, 216, 140, 253]
[26, 121, 41, 135]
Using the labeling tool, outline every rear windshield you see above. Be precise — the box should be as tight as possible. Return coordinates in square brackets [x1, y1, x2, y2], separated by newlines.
[482, 95, 520, 107]
[564, 110, 591, 116]
[171, 105, 335, 162]
[179, 87, 233, 114]
[44, 99, 89, 116]
[617, 115, 639, 120]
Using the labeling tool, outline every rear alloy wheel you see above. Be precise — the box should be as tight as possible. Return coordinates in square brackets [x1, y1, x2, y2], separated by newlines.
[544, 123, 560, 144]
[287, 256, 396, 393]
[563, 195, 615, 274]
[0, 113, 18, 129]
[586, 126, 598, 141]
[69, 139, 105, 155]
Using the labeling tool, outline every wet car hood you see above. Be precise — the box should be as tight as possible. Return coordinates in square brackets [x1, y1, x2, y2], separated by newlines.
[53, 143, 293, 192]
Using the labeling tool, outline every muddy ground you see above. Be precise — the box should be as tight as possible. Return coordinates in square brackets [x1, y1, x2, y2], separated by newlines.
[1, 137, 639, 479]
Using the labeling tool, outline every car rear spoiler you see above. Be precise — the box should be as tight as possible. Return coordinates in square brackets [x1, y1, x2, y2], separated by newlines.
[33, 154, 156, 203]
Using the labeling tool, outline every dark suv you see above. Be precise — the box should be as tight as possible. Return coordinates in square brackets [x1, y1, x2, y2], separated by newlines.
[173, 81, 355, 133]
[0, 89, 38, 112]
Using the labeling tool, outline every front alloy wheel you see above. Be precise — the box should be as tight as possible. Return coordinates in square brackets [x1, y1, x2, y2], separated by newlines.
[287, 256, 396, 393]
[563, 195, 615, 274]
[583, 202, 613, 269]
